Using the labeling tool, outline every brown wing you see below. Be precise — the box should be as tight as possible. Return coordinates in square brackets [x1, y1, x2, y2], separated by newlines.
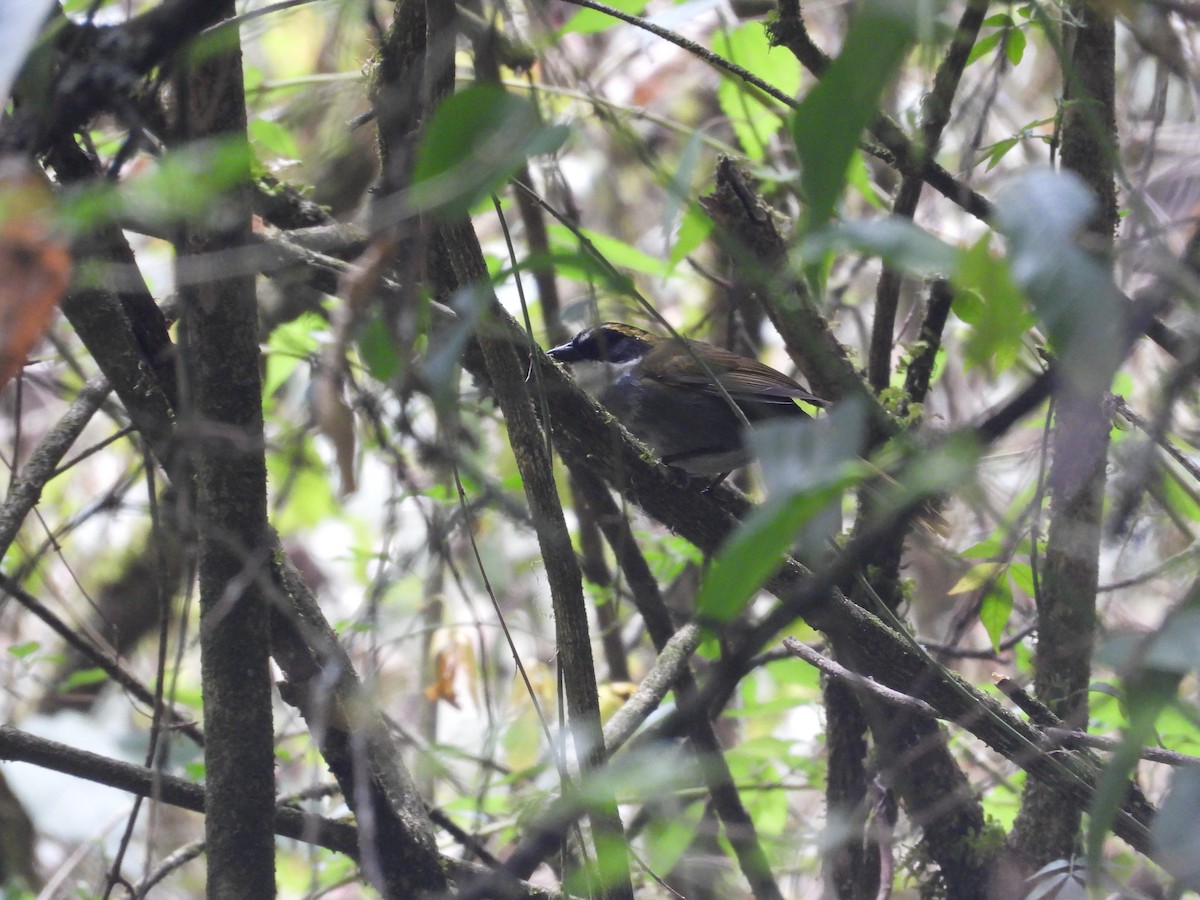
[643, 338, 825, 406]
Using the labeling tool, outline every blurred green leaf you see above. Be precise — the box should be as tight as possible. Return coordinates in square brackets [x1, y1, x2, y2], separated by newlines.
[981, 768, 1024, 830]
[1152, 704, 1200, 755]
[798, 217, 959, 276]
[249, 118, 301, 159]
[845, 150, 886, 209]
[879, 431, 983, 513]
[1160, 464, 1200, 524]
[1087, 588, 1200, 870]
[559, 0, 646, 35]
[266, 438, 339, 531]
[750, 398, 868, 500]
[422, 283, 492, 411]
[662, 127, 706, 256]
[993, 169, 1126, 393]
[60, 667, 108, 691]
[1086, 665, 1178, 871]
[696, 479, 852, 624]
[412, 85, 569, 219]
[789, 0, 920, 231]
[1139, 609, 1200, 673]
[264, 310, 324, 398]
[1155, 766, 1200, 890]
[548, 222, 667, 279]
[63, 137, 253, 235]
[667, 201, 714, 269]
[727, 690, 818, 719]
[642, 806, 703, 876]
[356, 311, 403, 384]
[507, 247, 636, 297]
[951, 235, 1033, 372]
[7, 641, 39, 659]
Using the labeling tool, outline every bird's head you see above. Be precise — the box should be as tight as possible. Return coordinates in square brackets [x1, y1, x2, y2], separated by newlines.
[547, 322, 658, 365]
[546, 323, 660, 397]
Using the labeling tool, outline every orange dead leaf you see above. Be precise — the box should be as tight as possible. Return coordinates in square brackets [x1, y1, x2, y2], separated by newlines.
[424, 645, 461, 708]
[0, 159, 71, 393]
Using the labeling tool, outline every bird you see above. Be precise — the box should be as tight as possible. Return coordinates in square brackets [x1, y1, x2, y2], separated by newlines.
[546, 322, 825, 479]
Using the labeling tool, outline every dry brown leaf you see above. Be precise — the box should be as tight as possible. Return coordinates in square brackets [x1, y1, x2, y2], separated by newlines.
[424, 645, 461, 708]
[0, 158, 71, 393]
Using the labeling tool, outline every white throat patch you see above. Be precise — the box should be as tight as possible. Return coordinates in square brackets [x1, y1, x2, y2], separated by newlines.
[567, 358, 638, 400]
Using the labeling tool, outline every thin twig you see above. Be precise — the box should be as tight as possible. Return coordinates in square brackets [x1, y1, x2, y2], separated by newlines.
[782, 637, 940, 719]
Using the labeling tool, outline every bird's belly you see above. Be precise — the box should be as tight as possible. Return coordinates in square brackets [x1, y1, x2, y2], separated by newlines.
[601, 377, 748, 474]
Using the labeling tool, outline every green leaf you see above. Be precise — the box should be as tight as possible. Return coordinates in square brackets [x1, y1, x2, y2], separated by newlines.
[356, 311, 403, 383]
[667, 202, 714, 270]
[548, 223, 667, 279]
[264, 310, 324, 398]
[662, 127, 706, 257]
[1141, 609, 1200, 673]
[266, 438, 339, 531]
[7, 640, 39, 659]
[1005, 27, 1027, 66]
[993, 170, 1126, 393]
[1007, 561, 1035, 595]
[879, 431, 982, 512]
[642, 806, 703, 876]
[789, 0, 921, 231]
[1086, 590, 1200, 869]
[59, 667, 109, 691]
[696, 480, 852, 624]
[1156, 767, 1200, 889]
[1161, 465, 1200, 524]
[981, 136, 1019, 171]
[63, 138, 254, 235]
[749, 398, 869, 499]
[947, 561, 1004, 594]
[845, 150, 886, 209]
[979, 577, 1013, 650]
[950, 235, 1033, 372]
[504, 247, 635, 296]
[249, 118, 301, 159]
[714, 24, 801, 161]
[422, 284, 493, 411]
[134, 138, 254, 220]
[411, 85, 570, 219]
[558, 0, 646, 35]
[1086, 666, 1179, 869]
[965, 30, 1002, 66]
[798, 217, 959, 276]
[961, 536, 1003, 559]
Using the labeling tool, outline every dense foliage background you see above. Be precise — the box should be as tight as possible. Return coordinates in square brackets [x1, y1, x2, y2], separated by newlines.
[1, 0, 1199, 896]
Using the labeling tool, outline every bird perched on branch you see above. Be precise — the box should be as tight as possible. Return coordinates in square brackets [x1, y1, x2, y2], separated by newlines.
[547, 322, 824, 479]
